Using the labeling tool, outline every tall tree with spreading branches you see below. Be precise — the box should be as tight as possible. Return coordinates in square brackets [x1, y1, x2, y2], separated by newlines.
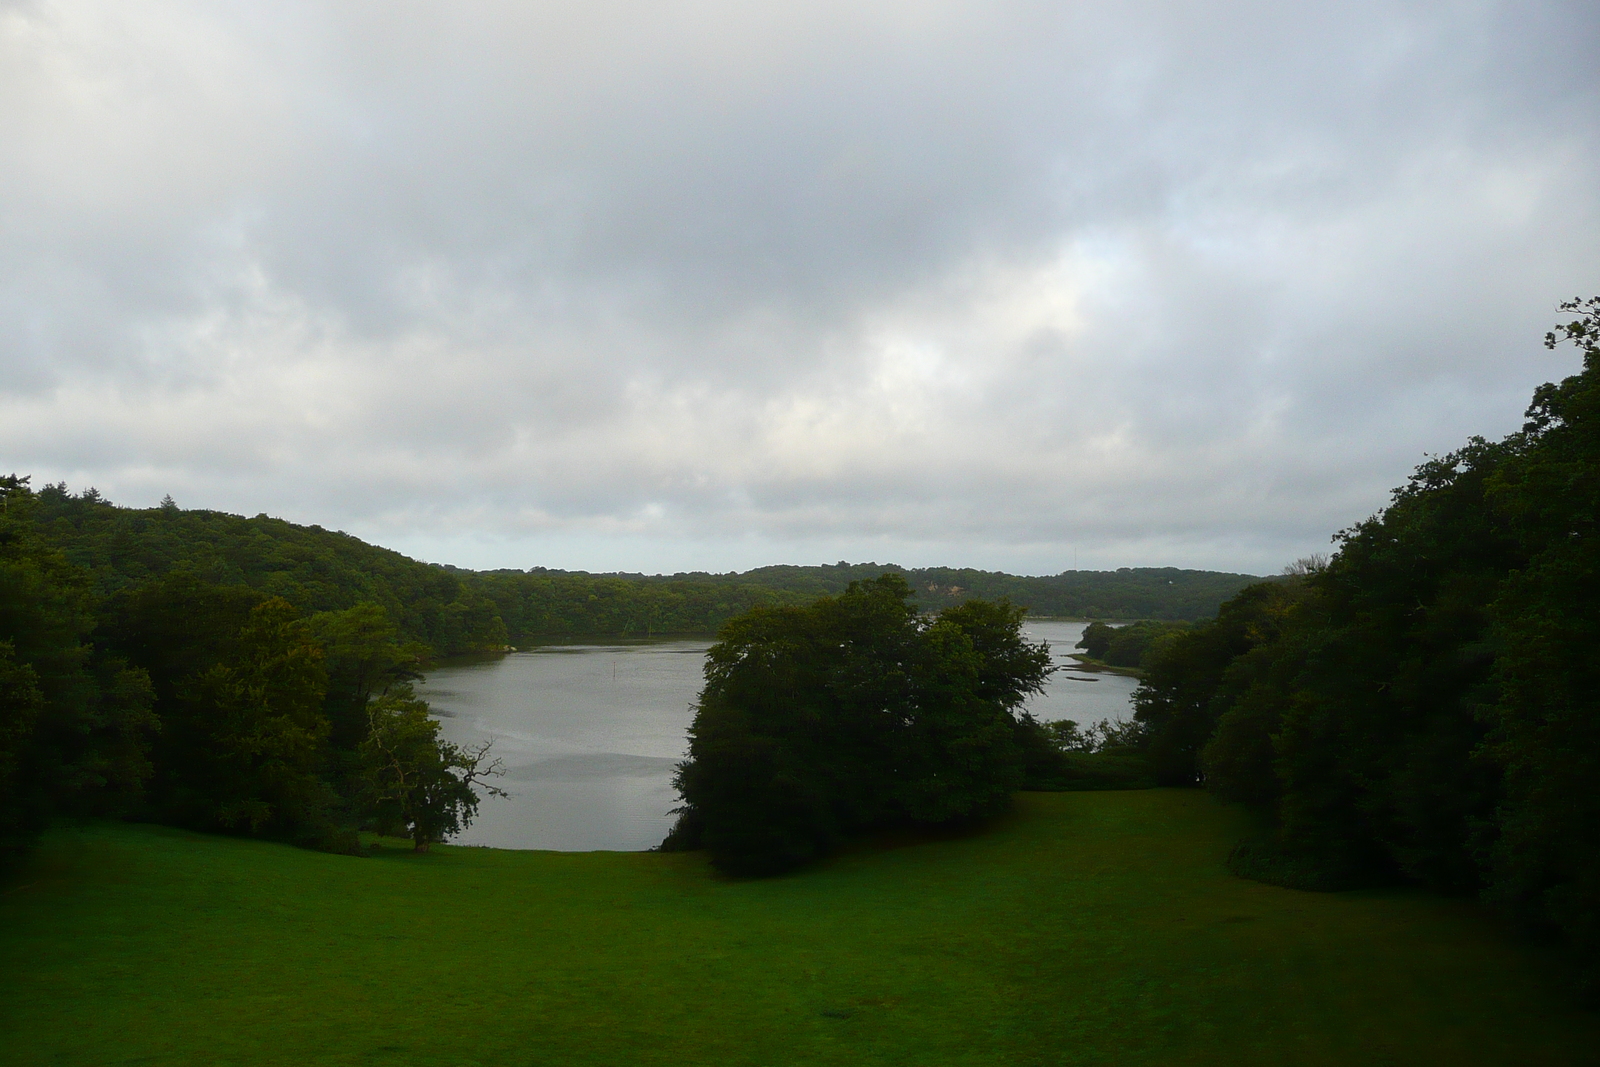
[361, 686, 506, 851]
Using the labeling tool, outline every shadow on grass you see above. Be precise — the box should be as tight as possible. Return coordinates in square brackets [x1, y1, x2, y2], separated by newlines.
[1025, 747, 1155, 791]
[1225, 835, 1398, 893]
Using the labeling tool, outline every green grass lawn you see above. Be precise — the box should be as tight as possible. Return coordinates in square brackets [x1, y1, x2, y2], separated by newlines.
[2, 791, 1595, 1066]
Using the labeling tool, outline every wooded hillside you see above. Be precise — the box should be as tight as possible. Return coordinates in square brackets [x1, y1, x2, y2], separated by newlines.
[28, 488, 1259, 654]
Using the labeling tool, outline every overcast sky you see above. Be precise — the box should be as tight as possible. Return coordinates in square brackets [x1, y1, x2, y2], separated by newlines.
[2, 1, 1596, 576]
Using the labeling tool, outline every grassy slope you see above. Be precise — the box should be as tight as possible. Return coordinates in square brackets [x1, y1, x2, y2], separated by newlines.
[2, 792, 1594, 1067]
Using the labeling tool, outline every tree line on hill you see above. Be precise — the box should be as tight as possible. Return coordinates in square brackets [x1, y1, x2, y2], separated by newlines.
[1121, 299, 1600, 992]
[611, 561, 1259, 620]
[0, 475, 1263, 865]
[21, 488, 1256, 656]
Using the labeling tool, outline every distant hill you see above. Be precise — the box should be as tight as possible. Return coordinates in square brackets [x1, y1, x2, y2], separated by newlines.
[622, 562, 1266, 620]
[33, 486, 510, 656]
[29, 484, 1266, 653]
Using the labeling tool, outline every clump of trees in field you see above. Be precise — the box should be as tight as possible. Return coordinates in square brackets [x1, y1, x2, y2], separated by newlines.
[1125, 298, 1600, 991]
[661, 575, 1052, 874]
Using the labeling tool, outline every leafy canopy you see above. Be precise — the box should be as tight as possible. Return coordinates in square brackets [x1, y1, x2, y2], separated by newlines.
[665, 575, 1050, 875]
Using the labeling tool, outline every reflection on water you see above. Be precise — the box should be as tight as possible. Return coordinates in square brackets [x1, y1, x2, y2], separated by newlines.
[417, 620, 1136, 852]
[416, 640, 708, 852]
[503, 753, 683, 781]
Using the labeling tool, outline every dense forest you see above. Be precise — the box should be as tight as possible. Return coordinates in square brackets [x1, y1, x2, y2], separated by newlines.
[0, 475, 499, 859]
[1123, 299, 1600, 991]
[22, 487, 1258, 655]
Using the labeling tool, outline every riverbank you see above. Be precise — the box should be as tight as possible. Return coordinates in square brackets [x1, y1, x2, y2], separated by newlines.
[1065, 651, 1146, 678]
[3, 791, 1594, 1066]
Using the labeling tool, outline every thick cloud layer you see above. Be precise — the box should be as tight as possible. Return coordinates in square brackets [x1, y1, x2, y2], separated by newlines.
[2, 0, 1596, 574]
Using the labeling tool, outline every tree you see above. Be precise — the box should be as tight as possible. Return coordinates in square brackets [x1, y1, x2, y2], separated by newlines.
[0, 641, 45, 858]
[360, 686, 505, 851]
[169, 598, 337, 839]
[1080, 619, 1195, 672]
[306, 603, 426, 753]
[1136, 298, 1600, 944]
[664, 575, 1049, 875]
[0, 476, 157, 863]
[1038, 717, 1146, 754]
[1479, 297, 1600, 981]
[1265, 439, 1515, 891]
[1101, 619, 1189, 669]
[1076, 621, 1115, 660]
[1132, 581, 1304, 786]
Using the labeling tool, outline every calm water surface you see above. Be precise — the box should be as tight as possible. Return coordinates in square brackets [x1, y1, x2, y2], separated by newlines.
[417, 619, 1136, 851]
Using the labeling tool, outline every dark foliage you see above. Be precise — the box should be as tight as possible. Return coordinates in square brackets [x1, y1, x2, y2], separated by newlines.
[1076, 621, 1116, 660]
[664, 576, 1050, 875]
[30, 488, 1258, 655]
[1143, 447, 1521, 888]
[654, 561, 1264, 620]
[1132, 581, 1308, 787]
[1020, 716, 1154, 791]
[1075, 619, 1190, 669]
[0, 488, 518, 854]
[1478, 298, 1600, 977]
[361, 684, 506, 851]
[33, 490, 508, 657]
[1127, 299, 1600, 990]
[0, 478, 157, 864]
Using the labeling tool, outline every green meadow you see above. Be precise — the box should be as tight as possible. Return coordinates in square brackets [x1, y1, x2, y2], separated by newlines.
[3, 791, 1594, 1067]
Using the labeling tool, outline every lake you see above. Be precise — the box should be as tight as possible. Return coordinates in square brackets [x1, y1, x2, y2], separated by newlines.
[416, 619, 1138, 851]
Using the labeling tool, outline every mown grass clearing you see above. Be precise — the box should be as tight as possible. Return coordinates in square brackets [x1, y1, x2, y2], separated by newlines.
[2, 791, 1594, 1066]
